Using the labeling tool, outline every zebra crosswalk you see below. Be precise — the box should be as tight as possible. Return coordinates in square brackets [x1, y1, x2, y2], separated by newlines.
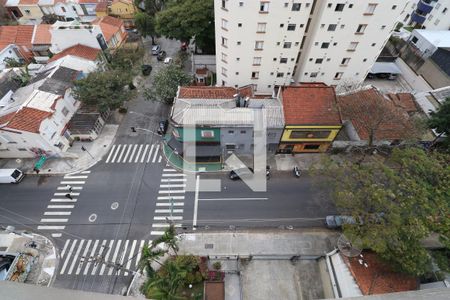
[151, 168, 186, 236]
[59, 239, 151, 276]
[105, 143, 163, 164]
[38, 171, 90, 238]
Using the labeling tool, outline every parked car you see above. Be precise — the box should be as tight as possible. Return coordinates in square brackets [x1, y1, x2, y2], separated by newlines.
[325, 215, 357, 229]
[229, 168, 254, 180]
[0, 168, 25, 184]
[151, 45, 161, 55]
[157, 120, 168, 135]
[141, 64, 152, 76]
[157, 51, 167, 61]
[164, 57, 173, 64]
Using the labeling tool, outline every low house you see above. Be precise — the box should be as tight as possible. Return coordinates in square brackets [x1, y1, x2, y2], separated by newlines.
[30, 24, 52, 63]
[0, 25, 34, 68]
[108, 0, 137, 28]
[0, 65, 81, 158]
[194, 67, 210, 86]
[67, 104, 109, 141]
[46, 44, 104, 72]
[92, 16, 127, 50]
[0, 44, 25, 70]
[4, 0, 23, 21]
[95, 1, 108, 17]
[409, 30, 450, 58]
[416, 47, 450, 89]
[277, 83, 342, 153]
[0, 69, 22, 106]
[16, 0, 43, 24]
[168, 86, 284, 163]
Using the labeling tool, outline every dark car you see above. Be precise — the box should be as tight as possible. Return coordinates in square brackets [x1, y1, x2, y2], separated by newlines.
[157, 51, 167, 61]
[325, 215, 357, 229]
[229, 168, 254, 180]
[141, 64, 152, 76]
[157, 120, 168, 135]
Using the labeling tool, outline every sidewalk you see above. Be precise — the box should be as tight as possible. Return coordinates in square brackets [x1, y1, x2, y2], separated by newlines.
[0, 124, 118, 175]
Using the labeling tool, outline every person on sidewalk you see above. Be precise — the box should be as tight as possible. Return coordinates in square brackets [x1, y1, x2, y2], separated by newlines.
[65, 193, 73, 200]
[66, 184, 73, 192]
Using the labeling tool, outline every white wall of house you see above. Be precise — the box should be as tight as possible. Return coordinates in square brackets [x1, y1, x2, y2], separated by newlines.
[53, 2, 85, 21]
[50, 25, 103, 53]
[215, 0, 408, 94]
[0, 45, 23, 71]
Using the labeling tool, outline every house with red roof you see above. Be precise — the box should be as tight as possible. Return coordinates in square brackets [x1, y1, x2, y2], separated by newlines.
[0, 64, 81, 158]
[277, 83, 343, 153]
[0, 25, 34, 69]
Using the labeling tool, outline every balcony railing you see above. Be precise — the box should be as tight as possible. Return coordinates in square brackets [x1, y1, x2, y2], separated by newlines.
[417, 0, 434, 14]
[411, 10, 426, 24]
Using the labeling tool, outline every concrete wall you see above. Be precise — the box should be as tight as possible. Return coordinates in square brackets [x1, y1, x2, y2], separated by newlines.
[220, 126, 282, 155]
[418, 58, 450, 89]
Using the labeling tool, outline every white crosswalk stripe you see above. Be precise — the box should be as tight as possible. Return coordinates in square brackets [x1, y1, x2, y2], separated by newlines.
[91, 240, 107, 275]
[83, 240, 99, 275]
[68, 240, 85, 275]
[152, 144, 160, 163]
[147, 145, 154, 163]
[99, 240, 114, 275]
[60, 240, 77, 274]
[76, 239, 92, 275]
[105, 145, 116, 163]
[104, 143, 164, 164]
[141, 145, 149, 163]
[108, 240, 122, 276]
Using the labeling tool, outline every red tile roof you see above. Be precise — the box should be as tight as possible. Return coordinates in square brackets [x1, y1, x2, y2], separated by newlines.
[178, 86, 254, 99]
[48, 44, 101, 62]
[93, 16, 126, 42]
[2, 107, 52, 133]
[337, 88, 415, 141]
[195, 67, 208, 75]
[0, 112, 16, 126]
[387, 93, 418, 114]
[343, 251, 418, 295]
[0, 25, 34, 60]
[18, 0, 39, 4]
[32, 24, 52, 45]
[281, 84, 342, 125]
[95, 1, 108, 12]
[78, 0, 106, 3]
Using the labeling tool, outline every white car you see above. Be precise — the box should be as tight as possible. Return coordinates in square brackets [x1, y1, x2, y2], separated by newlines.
[151, 45, 161, 55]
[164, 57, 173, 64]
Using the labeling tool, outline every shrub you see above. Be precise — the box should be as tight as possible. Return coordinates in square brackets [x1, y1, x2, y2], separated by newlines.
[212, 261, 221, 271]
[118, 107, 127, 114]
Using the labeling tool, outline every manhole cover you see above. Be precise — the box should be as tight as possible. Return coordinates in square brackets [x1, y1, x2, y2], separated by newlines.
[89, 213, 97, 222]
[205, 243, 214, 249]
[111, 202, 119, 210]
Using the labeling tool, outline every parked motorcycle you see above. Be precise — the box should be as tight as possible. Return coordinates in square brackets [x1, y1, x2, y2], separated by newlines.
[293, 166, 301, 178]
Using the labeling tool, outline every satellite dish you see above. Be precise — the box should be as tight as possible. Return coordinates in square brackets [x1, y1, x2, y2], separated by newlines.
[338, 234, 362, 257]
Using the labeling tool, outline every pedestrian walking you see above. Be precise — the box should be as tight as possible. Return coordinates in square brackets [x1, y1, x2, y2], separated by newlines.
[66, 184, 73, 192]
[65, 193, 73, 200]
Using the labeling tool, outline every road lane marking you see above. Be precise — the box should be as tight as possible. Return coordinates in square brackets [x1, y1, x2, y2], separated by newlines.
[76, 239, 92, 275]
[105, 145, 116, 163]
[157, 196, 185, 200]
[83, 239, 99, 275]
[52, 233, 62, 238]
[40, 218, 68, 223]
[141, 144, 149, 163]
[135, 240, 145, 268]
[156, 202, 184, 207]
[117, 240, 129, 275]
[122, 144, 132, 162]
[152, 224, 181, 228]
[135, 145, 143, 163]
[68, 240, 84, 275]
[44, 211, 71, 216]
[158, 155, 162, 163]
[162, 173, 186, 177]
[50, 199, 77, 203]
[108, 240, 122, 275]
[91, 240, 107, 275]
[155, 209, 183, 213]
[110, 144, 121, 163]
[81, 171, 91, 174]
[129, 144, 138, 163]
[60, 240, 77, 274]
[199, 197, 269, 201]
[63, 175, 88, 179]
[57, 186, 82, 190]
[151, 231, 165, 235]
[161, 178, 186, 182]
[60, 239, 70, 258]
[37, 225, 65, 230]
[54, 192, 80, 196]
[47, 205, 74, 209]
[125, 240, 137, 276]
[152, 144, 159, 163]
[163, 169, 177, 172]
[159, 184, 186, 188]
[154, 216, 183, 220]
[99, 240, 114, 275]
[60, 181, 85, 185]
[193, 175, 199, 230]
[158, 190, 185, 194]
[117, 144, 127, 163]
[147, 145, 154, 163]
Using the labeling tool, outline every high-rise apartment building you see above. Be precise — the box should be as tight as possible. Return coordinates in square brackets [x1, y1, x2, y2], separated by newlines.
[215, 0, 408, 94]
[402, 0, 450, 30]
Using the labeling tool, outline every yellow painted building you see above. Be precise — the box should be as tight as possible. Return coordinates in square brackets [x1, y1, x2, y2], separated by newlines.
[278, 84, 342, 153]
[108, 0, 137, 28]
[17, 0, 43, 23]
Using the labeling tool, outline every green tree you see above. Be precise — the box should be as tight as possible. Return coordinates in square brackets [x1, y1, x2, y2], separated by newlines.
[134, 12, 158, 44]
[145, 64, 191, 104]
[319, 147, 450, 276]
[146, 260, 186, 300]
[138, 243, 166, 276]
[73, 71, 130, 112]
[4, 57, 24, 68]
[152, 224, 179, 255]
[428, 97, 450, 148]
[155, 0, 215, 53]
[108, 47, 143, 75]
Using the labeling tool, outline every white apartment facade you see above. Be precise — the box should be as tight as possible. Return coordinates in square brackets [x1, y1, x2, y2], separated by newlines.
[215, 0, 408, 94]
[402, 0, 450, 30]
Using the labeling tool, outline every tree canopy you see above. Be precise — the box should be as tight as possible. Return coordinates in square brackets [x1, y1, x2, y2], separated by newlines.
[155, 0, 215, 53]
[428, 97, 450, 148]
[319, 147, 450, 276]
[145, 64, 191, 104]
[134, 12, 158, 44]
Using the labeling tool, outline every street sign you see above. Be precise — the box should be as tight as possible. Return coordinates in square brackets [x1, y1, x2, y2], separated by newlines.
[34, 156, 47, 170]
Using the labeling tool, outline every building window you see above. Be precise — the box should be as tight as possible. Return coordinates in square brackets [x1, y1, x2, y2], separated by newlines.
[221, 0, 226, 9]
[280, 58, 288, 63]
[228, 130, 234, 134]
[310, 72, 318, 78]
[257, 22, 266, 33]
[295, 42, 299, 46]
[62, 107, 69, 116]
[327, 24, 337, 31]
[321, 42, 330, 49]
[237, 41, 241, 45]
[371, 43, 376, 47]
[341, 57, 350, 65]
[221, 37, 228, 47]
[443, 8, 447, 14]
[251, 72, 259, 79]
[283, 42, 292, 48]
[201, 130, 215, 138]
[260, 2, 269, 13]
[284, 3, 288, 8]
[292, 3, 301, 11]
[392, 5, 397, 10]
[226, 144, 236, 150]
[363, 58, 367, 62]
[289, 131, 331, 139]
[255, 41, 264, 50]
[25, 9, 31, 14]
[276, 72, 284, 78]
[239, 1, 243, 6]
[280, 23, 284, 28]
[356, 24, 367, 34]
[428, 14, 433, 21]
[287, 24, 296, 31]
[18, 148, 27, 151]
[381, 25, 386, 30]
[253, 57, 262, 65]
[315, 58, 323, 64]
[348, 42, 358, 51]
[335, 3, 345, 11]
[273, 58, 277, 61]
[240, 130, 246, 134]
[221, 52, 227, 63]
[238, 23, 242, 27]
[349, 4, 353, 8]
[72, 6, 77, 11]
[235, 72, 239, 75]
[221, 67, 227, 77]
[334, 72, 343, 80]
[333, 42, 337, 46]
[304, 144, 320, 150]
[365, 3, 377, 14]
[236, 57, 240, 61]
[434, 19, 440, 26]
[61, 7, 66, 13]
[221, 19, 228, 30]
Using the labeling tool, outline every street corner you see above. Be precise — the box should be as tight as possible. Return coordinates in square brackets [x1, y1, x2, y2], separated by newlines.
[0, 228, 58, 287]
